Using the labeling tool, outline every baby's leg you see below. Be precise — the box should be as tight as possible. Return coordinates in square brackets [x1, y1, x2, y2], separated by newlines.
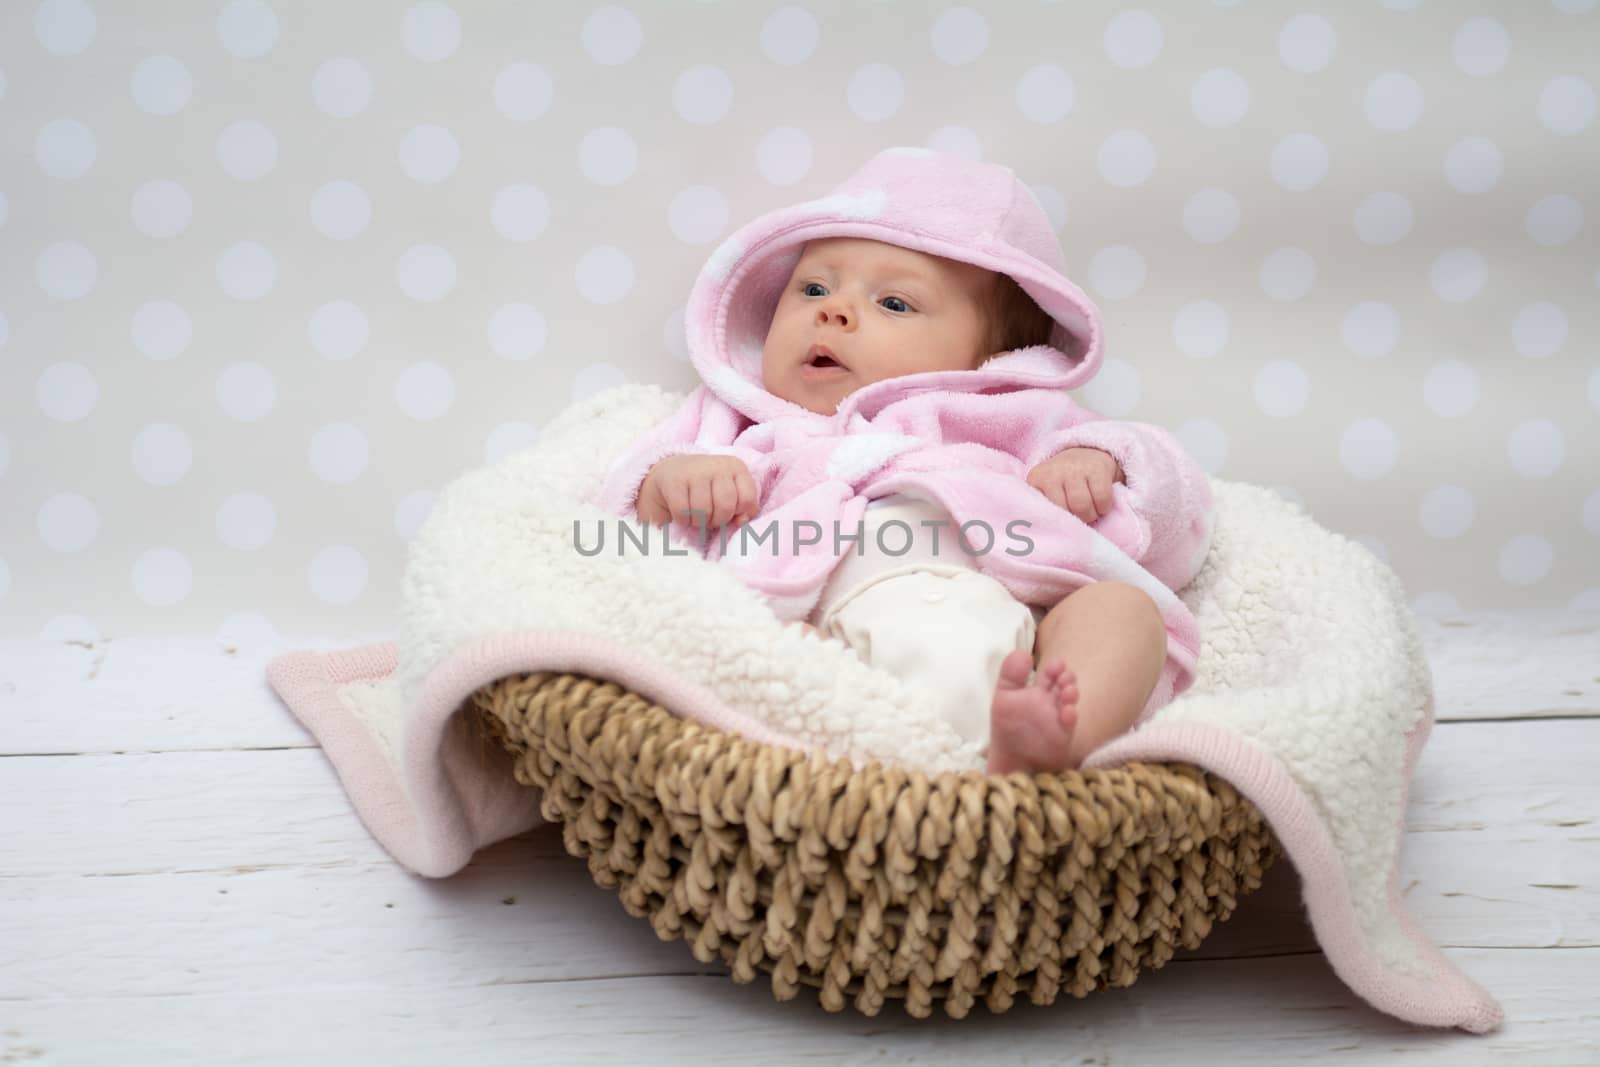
[989, 581, 1167, 773]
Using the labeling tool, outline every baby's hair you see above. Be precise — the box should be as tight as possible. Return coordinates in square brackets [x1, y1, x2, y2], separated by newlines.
[978, 272, 1057, 364]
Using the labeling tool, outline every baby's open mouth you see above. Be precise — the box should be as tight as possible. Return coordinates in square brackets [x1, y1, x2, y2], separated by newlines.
[806, 345, 846, 370]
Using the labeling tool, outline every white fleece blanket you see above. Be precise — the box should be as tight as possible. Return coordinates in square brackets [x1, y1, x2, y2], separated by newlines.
[267, 383, 1503, 1033]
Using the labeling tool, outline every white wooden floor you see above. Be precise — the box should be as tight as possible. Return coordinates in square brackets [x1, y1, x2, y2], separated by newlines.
[3, 611, 1598, 1066]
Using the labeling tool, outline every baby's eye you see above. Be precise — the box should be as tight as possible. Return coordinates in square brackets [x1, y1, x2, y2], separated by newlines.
[801, 282, 827, 297]
[880, 296, 911, 313]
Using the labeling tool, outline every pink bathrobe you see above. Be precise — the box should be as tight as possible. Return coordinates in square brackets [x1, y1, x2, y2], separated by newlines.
[591, 147, 1215, 722]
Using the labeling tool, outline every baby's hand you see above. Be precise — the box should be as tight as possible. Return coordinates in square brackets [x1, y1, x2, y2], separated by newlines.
[1027, 447, 1124, 525]
[637, 454, 759, 530]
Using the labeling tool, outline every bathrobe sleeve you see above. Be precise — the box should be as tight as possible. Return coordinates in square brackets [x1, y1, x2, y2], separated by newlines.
[589, 385, 766, 522]
[1022, 411, 1216, 594]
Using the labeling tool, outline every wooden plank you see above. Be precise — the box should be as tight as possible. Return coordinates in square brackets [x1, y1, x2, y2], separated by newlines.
[2, 615, 1595, 757]
[3, 720, 1595, 1003]
[3, 948, 1594, 1066]
[1414, 611, 1599, 721]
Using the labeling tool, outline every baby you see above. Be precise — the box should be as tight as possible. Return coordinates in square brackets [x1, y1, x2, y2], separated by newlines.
[633, 235, 1171, 775]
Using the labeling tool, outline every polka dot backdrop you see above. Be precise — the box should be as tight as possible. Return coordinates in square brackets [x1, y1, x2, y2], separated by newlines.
[1, 1, 1597, 643]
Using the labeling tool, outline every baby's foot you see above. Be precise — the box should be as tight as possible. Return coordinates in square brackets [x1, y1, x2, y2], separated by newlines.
[985, 650, 1079, 775]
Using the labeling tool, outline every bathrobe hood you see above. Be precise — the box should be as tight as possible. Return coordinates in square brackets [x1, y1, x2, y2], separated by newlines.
[684, 146, 1105, 421]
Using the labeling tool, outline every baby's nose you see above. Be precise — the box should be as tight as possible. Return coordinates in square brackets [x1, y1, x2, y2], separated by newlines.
[815, 304, 850, 327]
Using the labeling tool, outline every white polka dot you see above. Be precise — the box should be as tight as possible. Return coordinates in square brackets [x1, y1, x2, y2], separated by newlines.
[1016, 65, 1075, 124]
[1184, 191, 1241, 244]
[402, 2, 460, 62]
[309, 423, 369, 483]
[310, 180, 371, 240]
[1103, 10, 1162, 69]
[575, 246, 635, 304]
[132, 301, 192, 360]
[1526, 194, 1583, 246]
[582, 6, 642, 65]
[1259, 247, 1316, 300]
[1507, 419, 1565, 478]
[35, 118, 96, 178]
[926, 126, 982, 160]
[395, 361, 455, 420]
[1254, 360, 1310, 417]
[216, 611, 281, 650]
[216, 362, 277, 421]
[1027, 184, 1068, 232]
[579, 127, 637, 185]
[1172, 301, 1229, 357]
[1423, 360, 1479, 417]
[216, 120, 278, 180]
[399, 125, 460, 183]
[131, 423, 192, 485]
[131, 55, 191, 115]
[1172, 417, 1227, 475]
[1538, 75, 1596, 135]
[1078, 359, 1142, 417]
[1354, 191, 1413, 245]
[1511, 302, 1568, 357]
[762, 6, 819, 65]
[38, 493, 99, 552]
[40, 615, 102, 642]
[663, 306, 688, 361]
[1190, 68, 1249, 127]
[1278, 14, 1336, 73]
[1589, 366, 1600, 414]
[36, 241, 98, 300]
[573, 363, 629, 403]
[217, 492, 276, 550]
[1585, 486, 1600, 535]
[1453, 17, 1510, 77]
[313, 58, 373, 118]
[1339, 418, 1398, 480]
[1270, 133, 1329, 191]
[930, 6, 987, 65]
[756, 127, 813, 186]
[491, 184, 551, 242]
[1364, 73, 1424, 131]
[216, 241, 277, 299]
[1087, 245, 1146, 299]
[669, 185, 729, 245]
[1420, 485, 1475, 539]
[674, 64, 734, 124]
[396, 244, 457, 301]
[130, 179, 192, 238]
[1341, 301, 1400, 358]
[132, 547, 192, 607]
[309, 301, 369, 360]
[37, 363, 98, 421]
[494, 61, 553, 121]
[35, 0, 97, 56]
[395, 491, 438, 540]
[1443, 136, 1503, 194]
[1429, 248, 1487, 302]
[309, 546, 368, 605]
[485, 423, 540, 466]
[848, 63, 904, 123]
[488, 304, 547, 360]
[1096, 129, 1156, 187]
[217, 0, 278, 59]
[1499, 535, 1553, 586]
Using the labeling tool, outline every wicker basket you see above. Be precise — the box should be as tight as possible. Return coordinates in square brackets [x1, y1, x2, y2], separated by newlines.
[471, 669, 1279, 1019]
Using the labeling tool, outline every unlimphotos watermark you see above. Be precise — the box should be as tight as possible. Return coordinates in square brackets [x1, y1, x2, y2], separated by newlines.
[573, 509, 1037, 558]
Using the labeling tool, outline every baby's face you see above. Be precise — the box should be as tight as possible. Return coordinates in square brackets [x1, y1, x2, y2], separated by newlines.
[760, 237, 994, 415]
